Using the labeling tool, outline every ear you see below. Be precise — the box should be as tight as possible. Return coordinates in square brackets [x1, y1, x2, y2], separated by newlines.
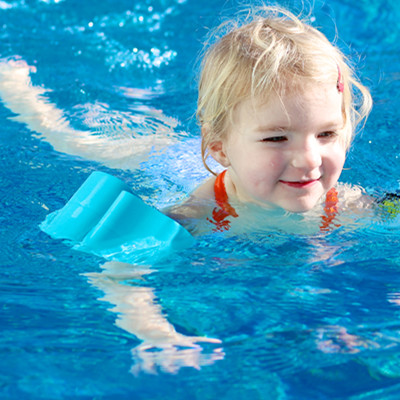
[208, 139, 230, 167]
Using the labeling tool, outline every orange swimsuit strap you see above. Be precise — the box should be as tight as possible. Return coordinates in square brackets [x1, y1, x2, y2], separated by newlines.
[320, 186, 340, 232]
[209, 170, 340, 232]
[214, 170, 238, 218]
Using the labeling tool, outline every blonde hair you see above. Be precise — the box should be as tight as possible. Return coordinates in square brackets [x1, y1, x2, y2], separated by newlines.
[197, 5, 372, 174]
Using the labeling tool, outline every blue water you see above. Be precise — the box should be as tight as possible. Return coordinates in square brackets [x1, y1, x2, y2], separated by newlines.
[0, 0, 399, 399]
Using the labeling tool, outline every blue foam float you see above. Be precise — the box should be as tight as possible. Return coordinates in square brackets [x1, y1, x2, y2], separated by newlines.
[40, 171, 195, 263]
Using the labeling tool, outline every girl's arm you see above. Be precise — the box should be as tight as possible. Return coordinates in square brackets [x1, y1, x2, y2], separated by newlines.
[84, 261, 223, 375]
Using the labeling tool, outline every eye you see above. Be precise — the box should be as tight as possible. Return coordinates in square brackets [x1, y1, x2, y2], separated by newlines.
[318, 131, 338, 139]
[261, 135, 288, 143]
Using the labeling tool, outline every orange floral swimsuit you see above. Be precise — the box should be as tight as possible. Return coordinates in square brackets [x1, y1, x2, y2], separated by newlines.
[207, 170, 340, 232]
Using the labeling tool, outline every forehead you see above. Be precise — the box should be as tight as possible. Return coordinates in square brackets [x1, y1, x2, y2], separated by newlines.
[233, 83, 344, 131]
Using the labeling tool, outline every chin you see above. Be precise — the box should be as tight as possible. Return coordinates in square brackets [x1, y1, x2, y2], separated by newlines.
[282, 201, 318, 213]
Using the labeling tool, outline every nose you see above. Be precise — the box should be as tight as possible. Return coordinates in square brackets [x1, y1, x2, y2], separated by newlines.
[291, 138, 322, 170]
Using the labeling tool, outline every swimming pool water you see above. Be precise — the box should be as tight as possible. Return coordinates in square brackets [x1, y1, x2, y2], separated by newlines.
[0, 0, 399, 399]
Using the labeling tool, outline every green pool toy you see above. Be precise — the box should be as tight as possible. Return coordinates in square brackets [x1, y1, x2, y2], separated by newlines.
[378, 192, 400, 220]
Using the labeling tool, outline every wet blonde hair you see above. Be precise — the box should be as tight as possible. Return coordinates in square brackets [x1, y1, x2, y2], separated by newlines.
[197, 5, 372, 174]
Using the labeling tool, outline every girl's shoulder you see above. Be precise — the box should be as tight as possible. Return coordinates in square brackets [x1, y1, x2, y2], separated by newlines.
[163, 176, 217, 224]
[335, 183, 400, 228]
[336, 182, 375, 212]
[190, 175, 216, 200]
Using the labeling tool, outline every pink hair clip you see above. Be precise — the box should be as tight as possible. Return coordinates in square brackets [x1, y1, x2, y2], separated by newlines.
[337, 65, 344, 93]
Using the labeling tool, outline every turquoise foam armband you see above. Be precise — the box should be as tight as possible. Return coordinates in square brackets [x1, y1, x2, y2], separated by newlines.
[40, 171, 195, 263]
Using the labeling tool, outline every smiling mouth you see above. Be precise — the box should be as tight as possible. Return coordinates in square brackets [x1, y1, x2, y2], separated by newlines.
[279, 179, 320, 188]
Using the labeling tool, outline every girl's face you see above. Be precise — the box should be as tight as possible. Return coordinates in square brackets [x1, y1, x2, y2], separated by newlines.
[211, 83, 346, 212]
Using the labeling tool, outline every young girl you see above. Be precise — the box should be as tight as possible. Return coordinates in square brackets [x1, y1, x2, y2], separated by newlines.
[167, 5, 374, 234]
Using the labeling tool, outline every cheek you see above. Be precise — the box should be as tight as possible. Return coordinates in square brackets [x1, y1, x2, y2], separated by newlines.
[268, 154, 285, 170]
[264, 153, 286, 179]
[335, 146, 346, 167]
[326, 145, 346, 176]
[229, 143, 284, 183]
[247, 154, 285, 186]
[251, 153, 282, 173]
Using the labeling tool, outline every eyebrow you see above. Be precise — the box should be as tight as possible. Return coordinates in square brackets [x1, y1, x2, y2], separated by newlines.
[255, 120, 344, 133]
[254, 125, 288, 133]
